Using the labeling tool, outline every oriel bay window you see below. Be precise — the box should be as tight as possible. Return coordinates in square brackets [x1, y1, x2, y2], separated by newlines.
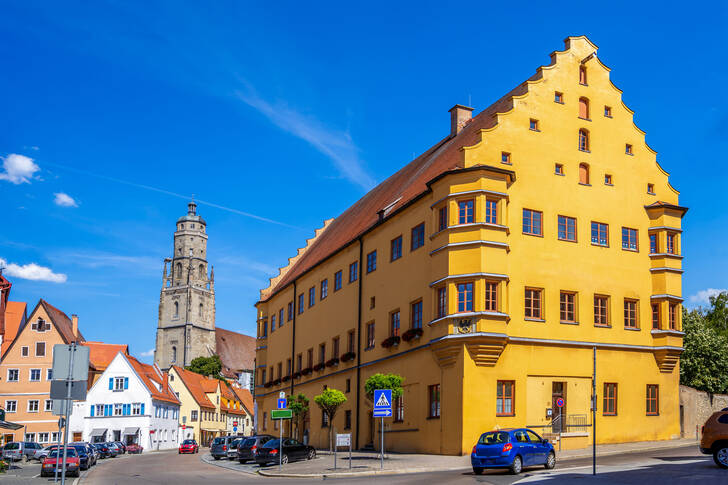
[652, 303, 660, 329]
[458, 199, 474, 224]
[667, 233, 678, 255]
[485, 199, 498, 224]
[436, 287, 447, 318]
[669, 303, 678, 330]
[496, 380, 514, 416]
[560, 292, 577, 323]
[485, 281, 498, 311]
[624, 299, 638, 329]
[525, 288, 543, 320]
[649, 233, 658, 254]
[603, 383, 618, 415]
[594, 295, 609, 326]
[457, 282, 474, 312]
[646, 385, 659, 415]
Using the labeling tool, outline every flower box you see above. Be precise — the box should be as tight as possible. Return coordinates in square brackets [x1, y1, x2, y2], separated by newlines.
[325, 357, 340, 367]
[381, 336, 401, 348]
[402, 328, 423, 342]
[292, 371, 302, 379]
[340, 351, 356, 362]
[273, 378, 281, 385]
[313, 363, 325, 371]
[301, 367, 313, 376]
[282, 375, 291, 382]
[264, 381, 273, 388]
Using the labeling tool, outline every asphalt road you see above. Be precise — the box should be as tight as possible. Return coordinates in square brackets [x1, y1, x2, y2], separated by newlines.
[80, 444, 725, 485]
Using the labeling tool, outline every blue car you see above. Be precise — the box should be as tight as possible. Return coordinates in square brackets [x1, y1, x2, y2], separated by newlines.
[471, 428, 556, 475]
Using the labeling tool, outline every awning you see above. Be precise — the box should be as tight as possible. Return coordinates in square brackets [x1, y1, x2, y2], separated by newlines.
[123, 427, 139, 435]
[90, 428, 107, 437]
[0, 420, 23, 430]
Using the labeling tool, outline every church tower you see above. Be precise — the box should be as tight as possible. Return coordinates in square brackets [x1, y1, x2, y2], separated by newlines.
[154, 201, 216, 370]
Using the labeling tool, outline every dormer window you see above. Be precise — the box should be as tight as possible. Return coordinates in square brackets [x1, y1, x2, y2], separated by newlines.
[31, 319, 49, 332]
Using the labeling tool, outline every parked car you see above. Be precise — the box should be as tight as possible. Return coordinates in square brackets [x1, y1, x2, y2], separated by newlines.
[178, 439, 199, 454]
[471, 428, 555, 475]
[700, 407, 728, 468]
[237, 435, 274, 464]
[114, 441, 127, 454]
[210, 436, 237, 460]
[105, 442, 121, 457]
[2, 441, 43, 461]
[92, 443, 111, 458]
[254, 438, 316, 466]
[126, 443, 143, 454]
[226, 438, 243, 460]
[33, 445, 56, 462]
[40, 448, 80, 478]
[46, 444, 95, 470]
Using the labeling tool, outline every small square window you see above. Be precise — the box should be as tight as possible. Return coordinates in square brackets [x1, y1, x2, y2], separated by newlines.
[555, 163, 564, 175]
[625, 144, 633, 155]
[647, 183, 655, 194]
[604, 106, 612, 117]
[604, 174, 613, 185]
[501, 152, 511, 164]
[529, 119, 539, 131]
[554, 92, 563, 103]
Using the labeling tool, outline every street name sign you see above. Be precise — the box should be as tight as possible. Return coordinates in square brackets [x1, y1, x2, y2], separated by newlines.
[373, 389, 392, 417]
[271, 409, 292, 419]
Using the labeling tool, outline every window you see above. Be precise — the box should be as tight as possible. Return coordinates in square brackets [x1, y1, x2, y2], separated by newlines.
[647, 183, 655, 194]
[501, 152, 511, 164]
[578, 97, 589, 119]
[366, 251, 377, 273]
[484, 282, 498, 311]
[522, 209, 542, 236]
[646, 385, 659, 415]
[457, 283, 473, 312]
[347, 331, 355, 353]
[669, 303, 678, 330]
[652, 303, 660, 329]
[555, 163, 564, 175]
[624, 299, 638, 329]
[287, 302, 293, 321]
[297, 353, 303, 372]
[94, 404, 104, 416]
[286, 358, 292, 376]
[604, 106, 612, 117]
[45, 399, 52, 412]
[558, 216, 577, 242]
[496, 381, 515, 416]
[279, 308, 284, 327]
[21, 346, 29, 357]
[7, 369, 19, 382]
[594, 296, 609, 326]
[579, 65, 587, 85]
[411, 300, 423, 329]
[30, 369, 41, 382]
[132, 402, 142, 415]
[28, 400, 39, 412]
[525, 289, 543, 320]
[51, 432, 59, 442]
[390, 311, 400, 337]
[113, 376, 126, 391]
[428, 384, 441, 418]
[529, 119, 539, 131]
[298, 293, 304, 314]
[438, 206, 448, 231]
[308, 287, 315, 307]
[46, 369, 52, 380]
[604, 174, 613, 185]
[622, 227, 638, 251]
[485, 199, 497, 224]
[578, 129, 590, 152]
[603, 383, 618, 415]
[370, 296, 375, 309]
[591, 222, 608, 246]
[173, 301, 179, 318]
[560, 292, 577, 323]
[191, 410, 198, 422]
[554, 91, 563, 103]
[411, 223, 425, 250]
[38, 432, 49, 443]
[437, 287, 447, 318]
[267, 317, 273, 336]
[391, 236, 402, 261]
[319, 344, 326, 366]
[394, 396, 404, 422]
[277, 362, 282, 378]
[25, 433, 36, 442]
[5, 400, 16, 413]
[366, 322, 375, 349]
[307, 349, 313, 368]
[320, 279, 328, 300]
[334, 271, 343, 291]
[667, 233, 677, 255]
[579, 162, 590, 184]
[458, 199, 474, 224]
[625, 144, 633, 155]
[345, 410, 352, 429]
[199, 303, 203, 317]
[349, 262, 358, 283]
[332, 337, 340, 359]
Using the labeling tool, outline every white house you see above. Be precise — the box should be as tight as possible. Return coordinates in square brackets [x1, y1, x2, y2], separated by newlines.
[71, 352, 180, 451]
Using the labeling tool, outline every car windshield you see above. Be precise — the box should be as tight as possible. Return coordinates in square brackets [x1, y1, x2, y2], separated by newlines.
[478, 431, 511, 445]
[242, 438, 257, 447]
[264, 439, 280, 448]
[182, 440, 195, 445]
[48, 449, 77, 458]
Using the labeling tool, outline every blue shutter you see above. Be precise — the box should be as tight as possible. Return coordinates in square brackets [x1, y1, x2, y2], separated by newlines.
[90, 405, 94, 417]
[140, 403, 145, 415]
[124, 377, 129, 389]
[108, 377, 113, 390]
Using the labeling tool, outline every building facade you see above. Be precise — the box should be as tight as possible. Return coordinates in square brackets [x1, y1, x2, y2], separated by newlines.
[168, 366, 226, 445]
[254, 36, 685, 454]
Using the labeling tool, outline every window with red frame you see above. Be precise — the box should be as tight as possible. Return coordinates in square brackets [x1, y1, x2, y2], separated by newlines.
[646, 385, 659, 415]
[523, 209, 542, 236]
[457, 283, 473, 312]
[560, 292, 577, 323]
[578, 129, 589, 152]
[603, 383, 617, 415]
[649, 234, 658, 254]
[624, 300, 638, 329]
[458, 200, 474, 224]
[496, 381, 514, 416]
[669, 303, 678, 330]
[622, 227, 638, 251]
[525, 289, 542, 319]
[594, 296, 608, 326]
[437, 287, 447, 318]
[652, 304, 660, 329]
[667, 233, 677, 255]
[486, 199, 497, 224]
[485, 282, 498, 311]
[428, 384, 440, 418]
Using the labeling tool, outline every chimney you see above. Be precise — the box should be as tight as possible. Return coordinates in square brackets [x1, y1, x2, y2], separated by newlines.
[449, 104, 474, 137]
[72, 314, 78, 338]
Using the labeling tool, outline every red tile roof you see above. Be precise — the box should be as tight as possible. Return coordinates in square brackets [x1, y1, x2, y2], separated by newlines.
[200, 376, 220, 394]
[126, 354, 179, 405]
[171, 366, 216, 410]
[39, 299, 85, 343]
[1, 301, 26, 357]
[221, 383, 246, 416]
[84, 342, 130, 371]
[231, 386, 254, 417]
[215, 328, 255, 375]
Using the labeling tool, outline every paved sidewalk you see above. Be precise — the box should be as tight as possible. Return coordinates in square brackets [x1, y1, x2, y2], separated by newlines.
[256, 438, 699, 478]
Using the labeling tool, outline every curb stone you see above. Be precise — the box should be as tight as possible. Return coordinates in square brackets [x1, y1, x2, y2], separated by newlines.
[200, 453, 259, 475]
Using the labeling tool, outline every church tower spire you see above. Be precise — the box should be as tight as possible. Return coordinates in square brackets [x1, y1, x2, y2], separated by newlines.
[154, 201, 217, 370]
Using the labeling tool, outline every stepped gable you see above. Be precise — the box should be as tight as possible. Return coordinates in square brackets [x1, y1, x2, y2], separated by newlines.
[215, 327, 255, 378]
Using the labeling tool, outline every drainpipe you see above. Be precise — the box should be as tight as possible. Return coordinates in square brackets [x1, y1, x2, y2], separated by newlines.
[290, 280, 297, 439]
[354, 236, 364, 450]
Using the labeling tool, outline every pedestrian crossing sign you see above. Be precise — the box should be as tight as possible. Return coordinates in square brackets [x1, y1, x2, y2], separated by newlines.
[373, 389, 392, 417]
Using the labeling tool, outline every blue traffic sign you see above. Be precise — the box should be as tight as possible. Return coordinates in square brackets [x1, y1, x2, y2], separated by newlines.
[233, 426, 238, 432]
[556, 398, 565, 408]
[277, 398, 286, 409]
[373, 389, 392, 418]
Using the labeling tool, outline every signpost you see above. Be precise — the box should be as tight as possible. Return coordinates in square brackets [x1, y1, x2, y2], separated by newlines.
[334, 433, 352, 470]
[373, 389, 392, 470]
[272, 392, 291, 472]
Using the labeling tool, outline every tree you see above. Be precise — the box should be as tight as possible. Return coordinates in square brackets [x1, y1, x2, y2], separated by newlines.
[289, 393, 309, 441]
[680, 308, 728, 394]
[364, 373, 404, 401]
[185, 355, 225, 381]
[705, 291, 728, 338]
[314, 389, 347, 451]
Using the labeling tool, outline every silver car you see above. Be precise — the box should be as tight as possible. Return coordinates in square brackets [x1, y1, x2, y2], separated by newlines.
[2, 441, 43, 461]
[34, 445, 56, 461]
[226, 438, 243, 459]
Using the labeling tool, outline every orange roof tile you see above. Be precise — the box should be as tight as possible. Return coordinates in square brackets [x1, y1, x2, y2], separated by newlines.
[1, 301, 26, 357]
[231, 386, 254, 416]
[171, 366, 216, 409]
[200, 376, 220, 394]
[126, 354, 179, 405]
[84, 341, 129, 371]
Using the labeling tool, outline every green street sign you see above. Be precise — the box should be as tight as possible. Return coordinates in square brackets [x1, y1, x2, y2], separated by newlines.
[271, 409, 292, 420]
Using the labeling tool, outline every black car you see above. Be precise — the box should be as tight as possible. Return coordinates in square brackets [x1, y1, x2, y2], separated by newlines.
[255, 438, 315, 466]
[237, 435, 274, 464]
[92, 443, 110, 458]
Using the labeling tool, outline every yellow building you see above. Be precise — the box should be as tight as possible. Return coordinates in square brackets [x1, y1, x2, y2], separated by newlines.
[168, 366, 226, 446]
[254, 36, 686, 455]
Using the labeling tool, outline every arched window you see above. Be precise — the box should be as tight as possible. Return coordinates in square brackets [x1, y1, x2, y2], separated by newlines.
[199, 264, 205, 279]
[579, 163, 590, 185]
[173, 301, 179, 318]
[171, 346, 177, 363]
[579, 65, 587, 85]
[579, 97, 589, 119]
[175, 263, 181, 278]
[199, 303, 203, 317]
[578, 129, 590, 151]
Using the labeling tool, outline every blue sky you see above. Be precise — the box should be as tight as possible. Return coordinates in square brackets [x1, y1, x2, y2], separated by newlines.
[1, 1, 726, 362]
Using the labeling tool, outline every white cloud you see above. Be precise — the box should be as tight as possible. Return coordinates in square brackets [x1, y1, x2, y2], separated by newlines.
[0, 154, 41, 184]
[54, 192, 79, 208]
[235, 88, 376, 192]
[689, 288, 728, 306]
[0, 258, 67, 283]
[139, 348, 155, 357]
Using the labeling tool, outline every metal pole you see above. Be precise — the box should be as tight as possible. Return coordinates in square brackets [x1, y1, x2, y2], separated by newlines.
[349, 438, 352, 470]
[55, 419, 61, 482]
[61, 343, 75, 485]
[278, 419, 282, 471]
[592, 345, 596, 476]
[380, 417, 384, 470]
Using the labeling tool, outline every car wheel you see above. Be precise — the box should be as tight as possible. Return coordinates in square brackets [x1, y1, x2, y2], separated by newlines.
[281, 454, 289, 465]
[714, 446, 728, 468]
[473, 467, 483, 475]
[307, 449, 316, 460]
[509, 455, 522, 475]
[545, 451, 556, 469]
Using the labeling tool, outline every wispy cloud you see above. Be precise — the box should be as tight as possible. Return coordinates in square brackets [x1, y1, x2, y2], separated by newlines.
[139, 348, 155, 357]
[689, 288, 728, 306]
[54, 192, 79, 207]
[235, 86, 376, 192]
[0, 154, 40, 184]
[0, 257, 67, 283]
[51, 251, 159, 272]
[216, 255, 277, 276]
